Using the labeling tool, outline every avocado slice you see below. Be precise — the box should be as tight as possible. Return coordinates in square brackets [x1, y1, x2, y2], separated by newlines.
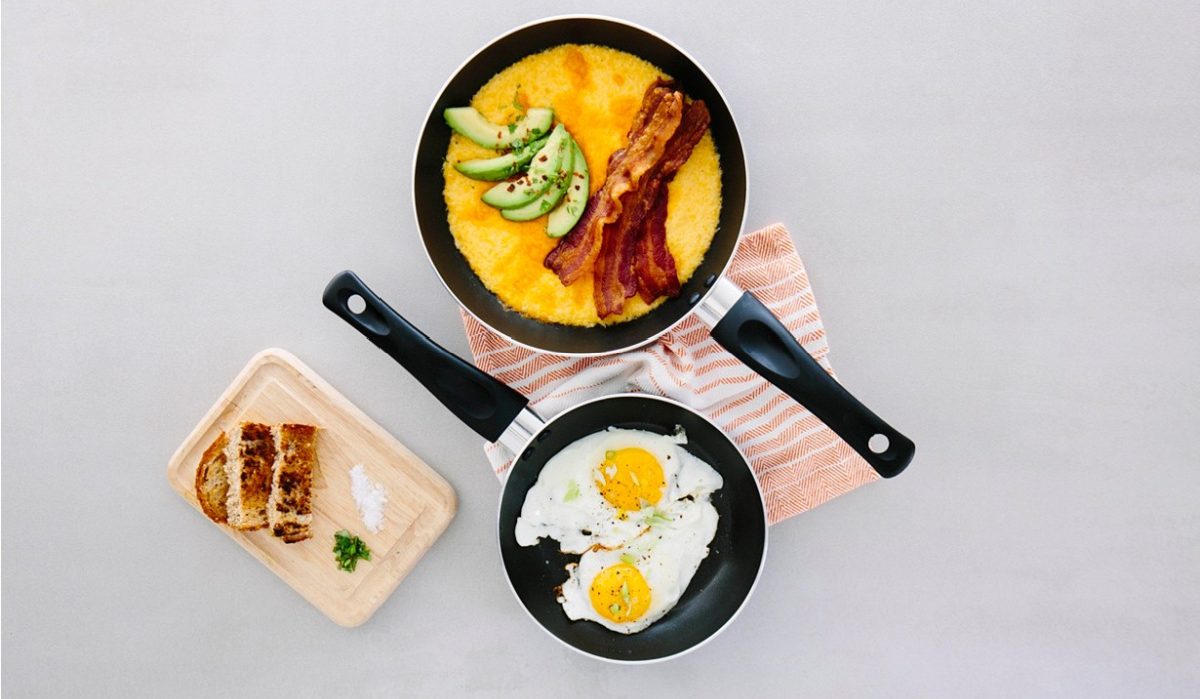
[444, 107, 554, 150]
[501, 137, 575, 222]
[546, 139, 590, 237]
[453, 135, 549, 181]
[482, 124, 568, 209]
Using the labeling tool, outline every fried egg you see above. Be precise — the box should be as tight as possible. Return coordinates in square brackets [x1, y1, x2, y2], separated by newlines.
[514, 427, 723, 553]
[558, 497, 720, 634]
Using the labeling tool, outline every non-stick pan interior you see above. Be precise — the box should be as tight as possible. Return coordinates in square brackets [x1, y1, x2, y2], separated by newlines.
[414, 16, 747, 354]
[498, 395, 766, 662]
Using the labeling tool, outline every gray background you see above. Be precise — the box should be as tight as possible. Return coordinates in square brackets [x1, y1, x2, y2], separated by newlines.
[3, 1, 1198, 696]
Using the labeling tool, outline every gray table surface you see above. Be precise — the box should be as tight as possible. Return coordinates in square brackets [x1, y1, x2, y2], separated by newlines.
[4, 1, 1198, 696]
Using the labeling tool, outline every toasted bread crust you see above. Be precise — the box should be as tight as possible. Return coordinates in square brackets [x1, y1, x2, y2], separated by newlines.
[226, 422, 277, 531]
[195, 432, 230, 523]
[268, 423, 318, 543]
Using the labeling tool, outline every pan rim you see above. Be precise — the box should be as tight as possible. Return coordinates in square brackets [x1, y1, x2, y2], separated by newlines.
[411, 13, 750, 358]
[492, 392, 769, 664]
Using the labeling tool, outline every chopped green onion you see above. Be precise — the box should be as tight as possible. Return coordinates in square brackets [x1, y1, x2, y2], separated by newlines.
[564, 480, 580, 502]
[605, 450, 617, 461]
[609, 603, 622, 615]
[620, 553, 638, 565]
[333, 530, 372, 573]
[644, 509, 672, 527]
[620, 580, 631, 606]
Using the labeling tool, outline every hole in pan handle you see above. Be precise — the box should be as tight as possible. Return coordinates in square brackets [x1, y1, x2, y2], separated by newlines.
[321, 270, 530, 443]
[706, 285, 915, 478]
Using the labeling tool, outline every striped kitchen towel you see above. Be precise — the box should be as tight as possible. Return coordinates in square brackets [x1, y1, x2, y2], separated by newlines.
[460, 223, 877, 525]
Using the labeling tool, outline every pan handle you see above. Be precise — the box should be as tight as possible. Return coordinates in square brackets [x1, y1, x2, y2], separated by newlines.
[699, 278, 915, 478]
[322, 270, 530, 443]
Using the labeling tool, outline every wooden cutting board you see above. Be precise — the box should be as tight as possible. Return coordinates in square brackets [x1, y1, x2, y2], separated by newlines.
[166, 348, 456, 627]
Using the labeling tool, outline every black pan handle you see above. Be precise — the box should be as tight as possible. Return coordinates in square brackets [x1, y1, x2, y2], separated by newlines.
[709, 290, 915, 478]
[322, 270, 529, 443]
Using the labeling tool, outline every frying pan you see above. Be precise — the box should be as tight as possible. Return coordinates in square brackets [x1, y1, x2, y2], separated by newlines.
[414, 15, 915, 477]
[324, 270, 766, 662]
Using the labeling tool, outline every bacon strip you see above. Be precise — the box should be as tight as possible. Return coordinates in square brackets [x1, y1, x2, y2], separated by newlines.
[630, 100, 710, 304]
[544, 85, 682, 285]
[634, 191, 678, 302]
[595, 98, 710, 316]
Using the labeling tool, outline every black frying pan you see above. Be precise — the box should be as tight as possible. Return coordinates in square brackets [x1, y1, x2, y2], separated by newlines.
[414, 15, 915, 477]
[324, 271, 766, 662]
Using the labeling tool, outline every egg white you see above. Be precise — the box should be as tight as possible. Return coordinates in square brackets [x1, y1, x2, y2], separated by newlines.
[514, 427, 722, 554]
[558, 497, 720, 634]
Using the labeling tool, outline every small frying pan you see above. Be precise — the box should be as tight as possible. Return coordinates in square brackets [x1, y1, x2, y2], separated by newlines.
[324, 270, 767, 663]
[414, 15, 915, 477]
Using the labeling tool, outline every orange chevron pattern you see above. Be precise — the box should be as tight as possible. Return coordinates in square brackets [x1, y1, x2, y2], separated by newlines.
[460, 224, 878, 525]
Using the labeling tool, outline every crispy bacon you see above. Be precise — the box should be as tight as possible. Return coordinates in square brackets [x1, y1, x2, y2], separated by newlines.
[630, 99, 710, 305]
[546, 79, 712, 318]
[634, 191, 679, 302]
[595, 98, 711, 316]
[544, 85, 682, 285]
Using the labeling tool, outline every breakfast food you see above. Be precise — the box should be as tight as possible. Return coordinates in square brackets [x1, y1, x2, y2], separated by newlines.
[559, 498, 719, 634]
[194, 432, 230, 523]
[545, 79, 710, 317]
[267, 423, 318, 543]
[443, 44, 721, 326]
[513, 427, 723, 634]
[446, 108, 592, 233]
[224, 422, 277, 530]
[194, 421, 319, 544]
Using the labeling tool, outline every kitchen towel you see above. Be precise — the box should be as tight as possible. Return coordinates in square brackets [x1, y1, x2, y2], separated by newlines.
[460, 223, 877, 525]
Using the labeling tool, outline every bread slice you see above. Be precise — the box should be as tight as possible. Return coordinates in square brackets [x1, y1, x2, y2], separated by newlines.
[267, 423, 318, 543]
[194, 431, 230, 524]
[223, 422, 277, 530]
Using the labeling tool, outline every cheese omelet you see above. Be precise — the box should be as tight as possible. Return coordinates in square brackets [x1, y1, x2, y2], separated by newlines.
[443, 44, 722, 327]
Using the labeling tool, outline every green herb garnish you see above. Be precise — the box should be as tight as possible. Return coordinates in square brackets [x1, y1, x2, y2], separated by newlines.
[605, 450, 617, 461]
[620, 580, 631, 606]
[333, 529, 372, 572]
[644, 509, 672, 527]
[564, 480, 580, 502]
[512, 86, 525, 113]
[609, 603, 622, 615]
[620, 553, 638, 565]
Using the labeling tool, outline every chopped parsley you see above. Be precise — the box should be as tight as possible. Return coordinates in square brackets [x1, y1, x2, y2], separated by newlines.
[333, 529, 371, 572]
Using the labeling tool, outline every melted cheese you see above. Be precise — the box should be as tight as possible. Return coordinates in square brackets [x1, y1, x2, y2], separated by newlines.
[443, 44, 722, 327]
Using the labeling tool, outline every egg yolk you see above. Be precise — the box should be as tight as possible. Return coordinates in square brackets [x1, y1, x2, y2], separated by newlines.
[589, 563, 652, 623]
[596, 447, 665, 511]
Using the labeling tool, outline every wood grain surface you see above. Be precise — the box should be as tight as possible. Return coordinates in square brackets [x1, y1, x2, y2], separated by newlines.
[166, 348, 456, 626]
